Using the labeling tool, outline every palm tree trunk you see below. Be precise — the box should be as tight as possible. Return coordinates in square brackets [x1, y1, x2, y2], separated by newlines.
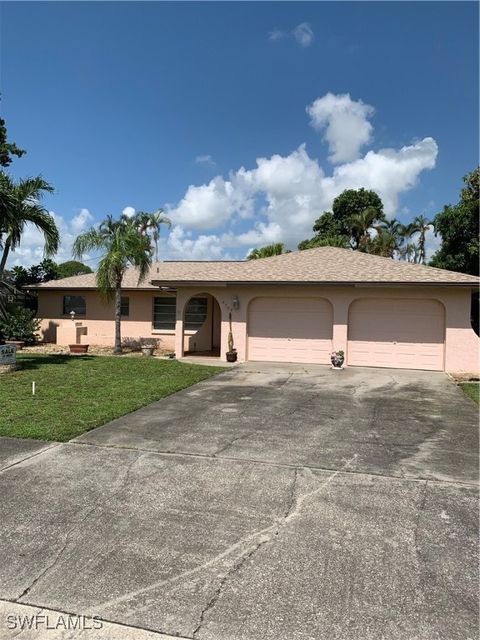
[0, 237, 12, 275]
[113, 280, 122, 354]
[419, 231, 426, 264]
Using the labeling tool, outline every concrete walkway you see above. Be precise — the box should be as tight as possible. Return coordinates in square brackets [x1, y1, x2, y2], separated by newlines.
[0, 365, 478, 639]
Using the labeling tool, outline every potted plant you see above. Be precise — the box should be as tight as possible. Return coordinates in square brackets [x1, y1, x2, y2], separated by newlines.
[69, 343, 89, 354]
[141, 344, 155, 357]
[330, 349, 345, 369]
[140, 338, 158, 357]
[226, 312, 237, 362]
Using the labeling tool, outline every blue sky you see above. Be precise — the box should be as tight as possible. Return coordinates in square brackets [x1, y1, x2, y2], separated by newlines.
[1, 1, 478, 265]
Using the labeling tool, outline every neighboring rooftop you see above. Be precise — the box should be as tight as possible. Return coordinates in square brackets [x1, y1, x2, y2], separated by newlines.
[34, 246, 480, 289]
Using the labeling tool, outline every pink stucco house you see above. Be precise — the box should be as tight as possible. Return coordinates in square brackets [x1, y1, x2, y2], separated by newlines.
[33, 247, 480, 375]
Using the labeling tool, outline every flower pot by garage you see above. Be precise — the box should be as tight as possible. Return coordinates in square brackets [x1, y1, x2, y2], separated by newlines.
[69, 344, 89, 354]
[226, 351, 237, 363]
[5, 340, 25, 351]
[141, 345, 155, 357]
[330, 351, 345, 369]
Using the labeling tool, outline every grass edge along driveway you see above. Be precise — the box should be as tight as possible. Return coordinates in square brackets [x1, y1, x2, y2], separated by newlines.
[1, 354, 226, 441]
[459, 382, 480, 405]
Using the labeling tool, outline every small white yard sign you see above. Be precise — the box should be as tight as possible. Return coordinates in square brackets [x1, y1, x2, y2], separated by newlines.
[0, 344, 17, 365]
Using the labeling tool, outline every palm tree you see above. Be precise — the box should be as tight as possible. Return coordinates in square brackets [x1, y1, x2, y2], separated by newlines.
[410, 214, 432, 264]
[73, 214, 152, 354]
[400, 242, 420, 263]
[246, 243, 289, 260]
[0, 173, 58, 274]
[368, 228, 397, 257]
[349, 207, 379, 251]
[132, 209, 171, 261]
[373, 218, 410, 259]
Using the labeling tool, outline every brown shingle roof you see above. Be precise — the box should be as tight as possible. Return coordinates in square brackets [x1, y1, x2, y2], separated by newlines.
[34, 247, 479, 289]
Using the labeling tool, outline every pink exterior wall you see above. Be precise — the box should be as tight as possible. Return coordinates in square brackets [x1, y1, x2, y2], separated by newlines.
[37, 284, 479, 375]
[173, 285, 479, 375]
[37, 290, 211, 353]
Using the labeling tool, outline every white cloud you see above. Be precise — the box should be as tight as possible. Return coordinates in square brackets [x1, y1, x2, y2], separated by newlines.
[5, 93, 439, 265]
[70, 208, 94, 233]
[166, 176, 238, 230]
[166, 225, 232, 261]
[122, 206, 136, 218]
[7, 209, 95, 268]
[268, 29, 286, 42]
[293, 22, 314, 47]
[307, 92, 375, 163]
[269, 23, 314, 47]
[166, 136, 438, 252]
[195, 154, 216, 167]
[424, 226, 441, 260]
[328, 137, 438, 214]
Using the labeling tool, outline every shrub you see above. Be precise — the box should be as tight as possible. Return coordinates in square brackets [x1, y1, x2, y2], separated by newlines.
[0, 306, 41, 344]
[122, 337, 160, 352]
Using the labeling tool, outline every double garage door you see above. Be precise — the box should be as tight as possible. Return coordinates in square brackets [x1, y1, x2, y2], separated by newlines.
[247, 297, 445, 371]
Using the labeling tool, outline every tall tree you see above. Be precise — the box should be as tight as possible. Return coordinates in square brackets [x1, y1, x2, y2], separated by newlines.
[246, 243, 289, 260]
[430, 167, 479, 275]
[409, 214, 432, 264]
[73, 215, 152, 354]
[298, 235, 350, 250]
[133, 209, 171, 261]
[0, 115, 25, 167]
[298, 188, 385, 250]
[0, 174, 58, 275]
[331, 188, 385, 236]
[373, 218, 410, 259]
[349, 206, 380, 251]
[368, 228, 398, 257]
[56, 260, 93, 279]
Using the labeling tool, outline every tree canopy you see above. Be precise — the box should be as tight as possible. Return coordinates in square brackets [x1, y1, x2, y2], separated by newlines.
[9, 259, 92, 288]
[57, 260, 93, 279]
[73, 214, 153, 353]
[0, 114, 25, 167]
[298, 188, 388, 253]
[430, 167, 479, 276]
[0, 174, 58, 275]
[298, 188, 436, 262]
[246, 243, 290, 260]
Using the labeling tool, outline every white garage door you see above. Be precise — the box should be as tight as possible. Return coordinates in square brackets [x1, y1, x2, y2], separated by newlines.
[348, 299, 445, 371]
[247, 297, 333, 364]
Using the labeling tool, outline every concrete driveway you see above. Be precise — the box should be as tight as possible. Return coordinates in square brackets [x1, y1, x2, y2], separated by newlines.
[0, 364, 478, 640]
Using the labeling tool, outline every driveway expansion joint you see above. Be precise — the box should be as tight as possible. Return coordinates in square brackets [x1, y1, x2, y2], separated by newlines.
[0, 443, 61, 474]
[0, 598, 194, 639]
[65, 440, 479, 488]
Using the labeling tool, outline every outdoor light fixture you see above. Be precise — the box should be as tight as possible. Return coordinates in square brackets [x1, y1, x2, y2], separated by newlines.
[232, 296, 240, 310]
[70, 310, 76, 321]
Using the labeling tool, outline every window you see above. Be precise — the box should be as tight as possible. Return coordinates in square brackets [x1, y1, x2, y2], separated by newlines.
[121, 297, 129, 317]
[63, 295, 86, 316]
[153, 297, 176, 330]
[152, 296, 209, 332]
[185, 297, 208, 331]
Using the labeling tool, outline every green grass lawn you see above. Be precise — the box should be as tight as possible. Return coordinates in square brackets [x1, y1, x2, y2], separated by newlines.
[459, 382, 480, 405]
[0, 355, 225, 441]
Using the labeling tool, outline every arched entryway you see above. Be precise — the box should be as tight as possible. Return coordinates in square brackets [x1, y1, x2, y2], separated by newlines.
[183, 293, 222, 357]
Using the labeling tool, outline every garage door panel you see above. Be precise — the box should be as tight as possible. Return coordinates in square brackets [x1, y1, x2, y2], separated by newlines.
[248, 297, 332, 364]
[348, 299, 445, 371]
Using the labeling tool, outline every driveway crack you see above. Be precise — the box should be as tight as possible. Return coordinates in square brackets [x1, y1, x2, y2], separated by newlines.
[98, 454, 358, 622]
[192, 468, 298, 638]
[14, 454, 143, 602]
